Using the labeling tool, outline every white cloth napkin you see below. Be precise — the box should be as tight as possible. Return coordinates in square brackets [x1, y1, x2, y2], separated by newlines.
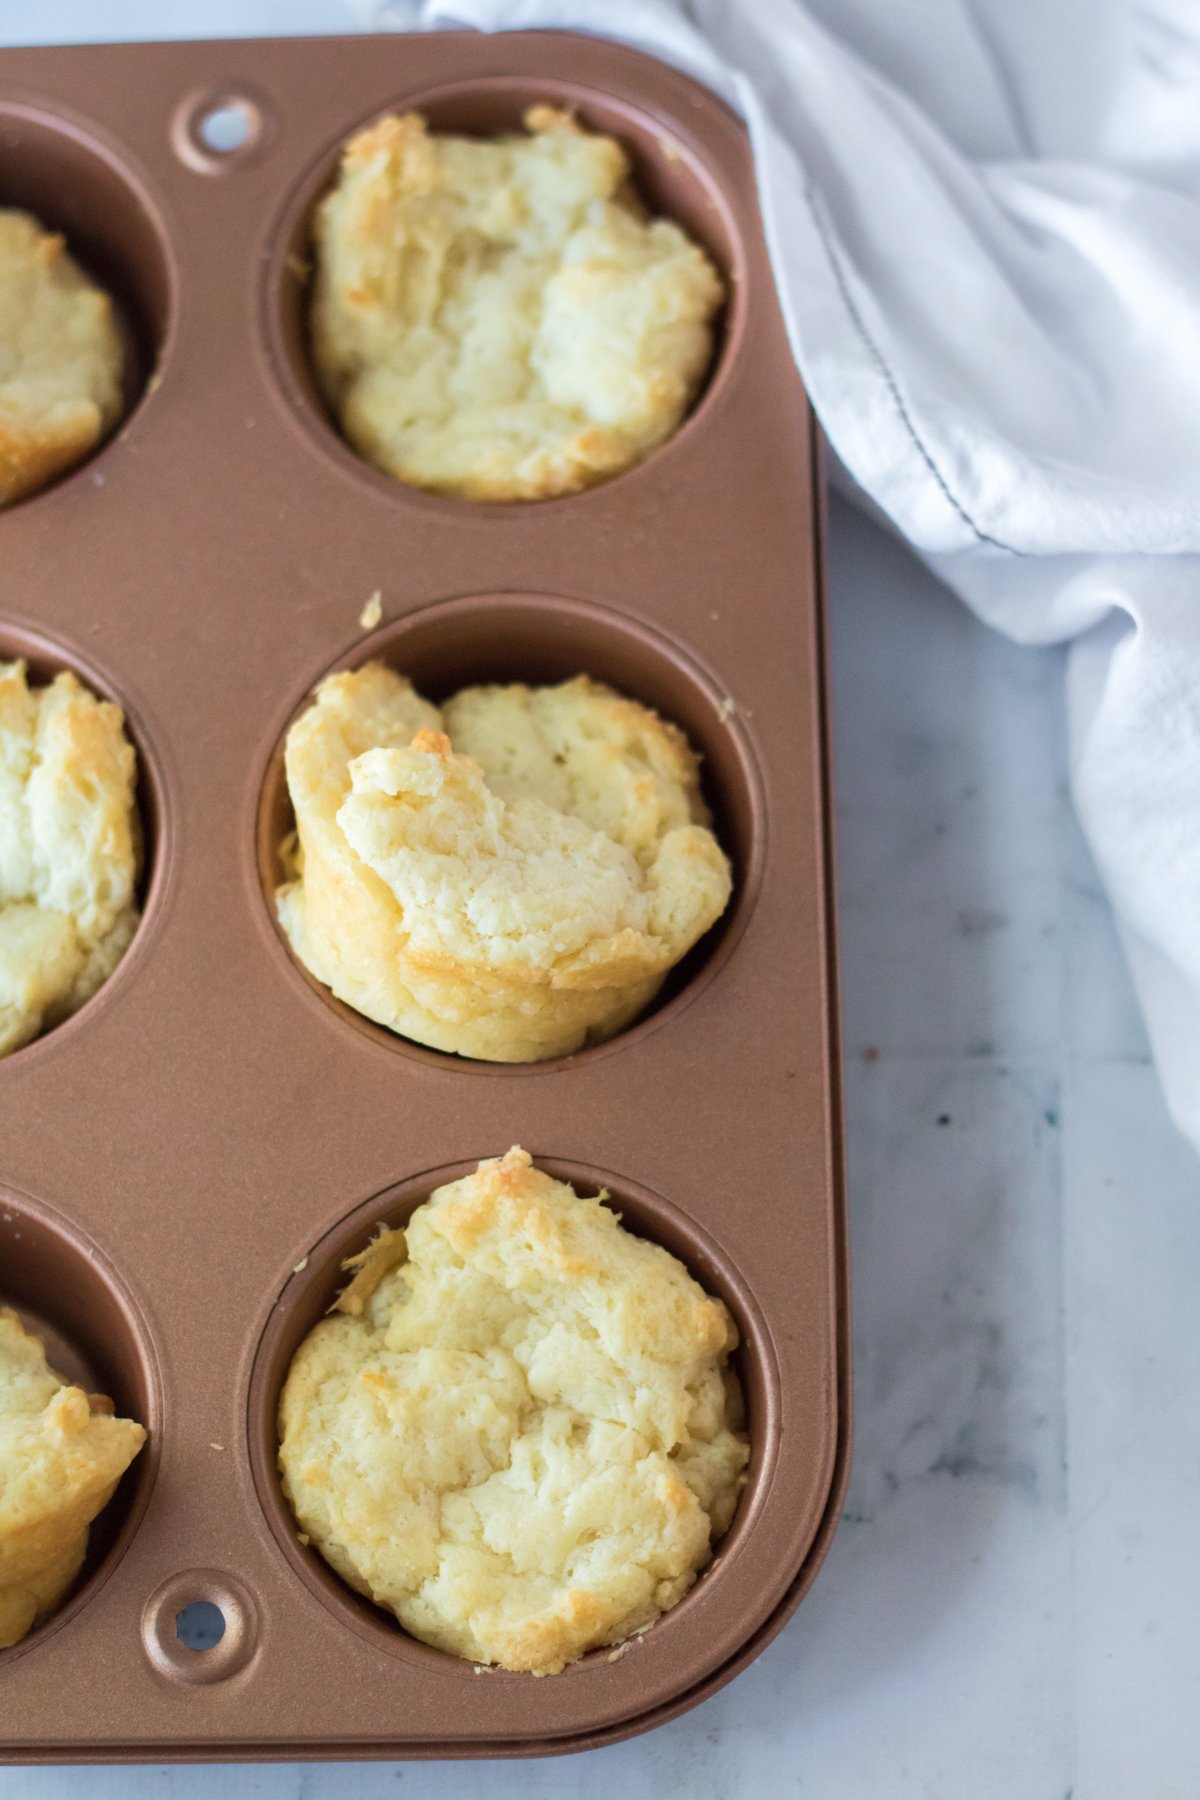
[357, 0, 1200, 1151]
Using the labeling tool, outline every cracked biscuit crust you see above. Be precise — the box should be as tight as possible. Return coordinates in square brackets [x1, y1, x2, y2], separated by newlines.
[0, 660, 142, 1057]
[276, 664, 732, 1061]
[310, 106, 723, 500]
[0, 210, 124, 506]
[278, 1148, 749, 1674]
[0, 1309, 145, 1648]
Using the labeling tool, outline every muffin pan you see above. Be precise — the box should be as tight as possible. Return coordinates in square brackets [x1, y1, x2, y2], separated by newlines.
[0, 30, 847, 1761]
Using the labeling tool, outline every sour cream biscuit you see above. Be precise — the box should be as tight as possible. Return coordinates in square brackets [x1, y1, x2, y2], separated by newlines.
[0, 210, 124, 506]
[310, 107, 723, 500]
[278, 1148, 748, 1673]
[276, 664, 731, 1060]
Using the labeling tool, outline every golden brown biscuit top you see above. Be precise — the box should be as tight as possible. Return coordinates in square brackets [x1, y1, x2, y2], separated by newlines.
[0, 209, 124, 506]
[279, 663, 731, 998]
[0, 659, 141, 1058]
[278, 1148, 749, 1673]
[310, 107, 724, 500]
[0, 1309, 145, 1648]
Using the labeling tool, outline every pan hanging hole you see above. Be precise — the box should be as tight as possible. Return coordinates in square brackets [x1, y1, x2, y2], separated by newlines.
[172, 90, 272, 174]
[175, 1599, 226, 1651]
[143, 1571, 257, 1682]
[198, 102, 253, 154]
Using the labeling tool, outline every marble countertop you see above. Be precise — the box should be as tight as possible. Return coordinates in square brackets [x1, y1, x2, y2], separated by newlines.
[5, 8, 1199, 1796]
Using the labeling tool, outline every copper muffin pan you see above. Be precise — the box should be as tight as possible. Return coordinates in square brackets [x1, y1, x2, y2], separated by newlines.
[0, 30, 847, 1762]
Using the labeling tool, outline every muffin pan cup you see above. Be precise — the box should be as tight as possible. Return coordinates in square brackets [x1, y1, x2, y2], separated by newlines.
[0, 31, 847, 1762]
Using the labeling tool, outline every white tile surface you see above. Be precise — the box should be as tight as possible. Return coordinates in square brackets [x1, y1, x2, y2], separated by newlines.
[3, 8, 1198, 1792]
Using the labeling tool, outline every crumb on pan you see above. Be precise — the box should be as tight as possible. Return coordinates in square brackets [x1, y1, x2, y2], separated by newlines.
[0, 209, 124, 506]
[358, 591, 383, 630]
[274, 663, 732, 1061]
[278, 1148, 748, 1674]
[0, 1309, 145, 1648]
[309, 107, 723, 501]
[0, 658, 142, 1059]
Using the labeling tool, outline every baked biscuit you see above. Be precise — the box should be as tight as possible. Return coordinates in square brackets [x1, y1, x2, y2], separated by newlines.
[278, 1148, 748, 1674]
[310, 106, 723, 500]
[0, 1308, 145, 1648]
[0, 210, 124, 506]
[0, 660, 141, 1057]
[276, 665, 732, 1060]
